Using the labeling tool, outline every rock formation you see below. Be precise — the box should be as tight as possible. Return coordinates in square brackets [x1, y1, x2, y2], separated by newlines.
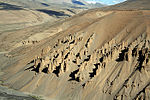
[0, 0, 150, 100]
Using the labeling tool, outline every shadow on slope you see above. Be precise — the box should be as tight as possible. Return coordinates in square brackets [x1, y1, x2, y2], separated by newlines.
[72, 0, 85, 5]
[41, 3, 50, 7]
[0, 3, 23, 10]
[37, 9, 71, 17]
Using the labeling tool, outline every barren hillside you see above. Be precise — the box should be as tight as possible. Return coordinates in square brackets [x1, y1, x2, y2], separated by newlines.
[101, 0, 150, 10]
[0, 0, 93, 33]
[0, 0, 150, 100]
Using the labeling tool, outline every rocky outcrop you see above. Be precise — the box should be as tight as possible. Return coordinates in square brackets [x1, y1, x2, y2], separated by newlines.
[23, 28, 150, 99]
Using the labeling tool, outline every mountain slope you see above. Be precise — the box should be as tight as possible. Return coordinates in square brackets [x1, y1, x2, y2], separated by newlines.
[0, 0, 89, 33]
[101, 0, 150, 10]
[0, 0, 150, 100]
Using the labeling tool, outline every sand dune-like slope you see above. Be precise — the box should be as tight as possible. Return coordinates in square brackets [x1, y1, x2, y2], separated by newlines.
[0, 0, 150, 100]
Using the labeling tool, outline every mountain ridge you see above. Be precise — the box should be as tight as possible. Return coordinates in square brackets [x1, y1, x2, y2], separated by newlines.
[101, 0, 150, 10]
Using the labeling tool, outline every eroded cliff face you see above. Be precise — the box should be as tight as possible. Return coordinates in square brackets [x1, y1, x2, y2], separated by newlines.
[0, 10, 150, 100]
[25, 31, 150, 100]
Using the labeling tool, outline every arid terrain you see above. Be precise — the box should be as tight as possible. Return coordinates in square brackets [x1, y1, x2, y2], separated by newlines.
[0, 0, 150, 100]
[0, 0, 97, 33]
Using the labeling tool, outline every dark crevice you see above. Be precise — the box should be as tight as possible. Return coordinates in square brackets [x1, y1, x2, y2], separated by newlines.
[137, 50, 145, 72]
[27, 60, 34, 64]
[63, 40, 69, 44]
[24, 65, 34, 71]
[132, 47, 138, 57]
[85, 34, 94, 48]
[69, 40, 75, 44]
[32, 63, 41, 73]
[55, 43, 58, 47]
[84, 50, 86, 55]
[64, 52, 70, 59]
[42, 67, 48, 73]
[85, 38, 90, 48]
[106, 53, 109, 57]
[116, 48, 129, 62]
[84, 55, 91, 62]
[76, 53, 80, 58]
[66, 46, 70, 49]
[99, 57, 103, 63]
[72, 59, 77, 64]
[146, 59, 149, 64]
[68, 69, 80, 82]
[76, 77, 80, 82]
[64, 62, 66, 72]
[54, 53, 59, 58]
[82, 83, 86, 88]
[53, 58, 55, 62]
[53, 64, 61, 77]
[89, 63, 100, 78]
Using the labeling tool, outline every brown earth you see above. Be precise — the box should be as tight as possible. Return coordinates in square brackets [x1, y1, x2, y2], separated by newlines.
[0, 0, 150, 100]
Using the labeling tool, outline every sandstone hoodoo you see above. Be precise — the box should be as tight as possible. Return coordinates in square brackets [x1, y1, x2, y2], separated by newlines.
[0, 0, 150, 100]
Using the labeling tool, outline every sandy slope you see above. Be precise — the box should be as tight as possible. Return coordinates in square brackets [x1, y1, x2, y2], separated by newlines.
[0, 9, 55, 32]
[0, 85, 38, 100]
[0, 0, 150, 100]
